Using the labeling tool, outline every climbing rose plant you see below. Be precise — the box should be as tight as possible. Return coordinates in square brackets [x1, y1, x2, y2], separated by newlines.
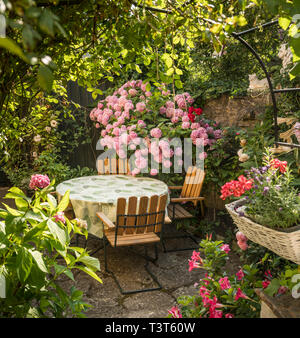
[90, 80, 223, 175]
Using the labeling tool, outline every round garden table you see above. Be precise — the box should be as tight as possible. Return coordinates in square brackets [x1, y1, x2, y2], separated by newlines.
[56, 175, 169, 238]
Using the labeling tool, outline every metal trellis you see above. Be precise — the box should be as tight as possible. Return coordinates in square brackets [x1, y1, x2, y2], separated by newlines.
[232, 20, 300, 149]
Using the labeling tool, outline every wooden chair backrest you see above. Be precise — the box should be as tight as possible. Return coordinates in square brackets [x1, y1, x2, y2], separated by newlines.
[115, 195, 167, 237]
[97, 158, 130, 175]
[180, 166, 205, 199]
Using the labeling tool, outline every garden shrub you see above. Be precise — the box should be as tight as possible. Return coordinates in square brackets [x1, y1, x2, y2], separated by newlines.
[0, 177, 102, 318]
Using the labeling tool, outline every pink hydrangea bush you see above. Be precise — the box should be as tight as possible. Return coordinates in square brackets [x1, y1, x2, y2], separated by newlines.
[90, 80, 223, 175]
[168, 238, 261, 318]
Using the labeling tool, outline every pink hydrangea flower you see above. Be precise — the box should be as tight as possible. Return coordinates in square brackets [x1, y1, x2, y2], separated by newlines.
[163, 160, 172, 168]
[182, 122, 190, 129]
[137, 120, 146, 128]
[150, 169, 158, 176]
[29, 174, 50, 190]
[136, 102, 146, 112]
[150, 128, 162, 138]
[128, 88, 137, 97]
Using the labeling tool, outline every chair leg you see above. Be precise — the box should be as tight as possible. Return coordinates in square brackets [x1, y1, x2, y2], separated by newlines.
[200, 200, 205, 217]
[106, 243, 162, 295]
[161, 220, 200, 253]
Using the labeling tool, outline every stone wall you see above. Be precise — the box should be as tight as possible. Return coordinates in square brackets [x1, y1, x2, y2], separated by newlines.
[202, 92, 271, 128]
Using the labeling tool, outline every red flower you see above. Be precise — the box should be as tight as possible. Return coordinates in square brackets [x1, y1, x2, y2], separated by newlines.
[220, 175, 253, 200]
[270, 159, 287, 173]
[234, 287, 247, 301]
[262, 280, 270, 289]
[188, 113, 195, 123]
[188, 107, 195, 113]
[194, 108, 203, 115]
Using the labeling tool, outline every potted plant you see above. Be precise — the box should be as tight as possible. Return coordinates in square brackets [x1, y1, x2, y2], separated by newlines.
[221, 150, 300, 264]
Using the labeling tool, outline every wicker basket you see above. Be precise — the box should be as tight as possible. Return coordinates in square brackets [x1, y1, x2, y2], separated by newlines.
[225, 199, 300, 265]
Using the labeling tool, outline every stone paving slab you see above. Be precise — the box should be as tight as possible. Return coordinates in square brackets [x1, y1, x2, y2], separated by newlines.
[57, 229, 207, 318]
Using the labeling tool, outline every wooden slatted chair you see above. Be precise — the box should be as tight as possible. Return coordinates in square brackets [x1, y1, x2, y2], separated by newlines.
[96, 194, 168, 294]
[161, 166, 205, 252]
[97, 158, 130, 175]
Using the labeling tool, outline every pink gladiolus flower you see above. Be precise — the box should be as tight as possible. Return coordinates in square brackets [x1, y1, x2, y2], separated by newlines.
[262, 280, 271, 289]
[209, 309, 223, 318]
[188, 259, 201, 272]
[225, 313, 234, 318]
[54, 211, 66, 224]
[218, 277, 231, 290]
[191, 250, 202, 262]
[220, 244, 231, 254]
[168, 306, 182, 318]
[234, 288, 247, 301]
[236, 269, 245, 281]
[29, 174, 50, 190]
[145, 91, 152, 97]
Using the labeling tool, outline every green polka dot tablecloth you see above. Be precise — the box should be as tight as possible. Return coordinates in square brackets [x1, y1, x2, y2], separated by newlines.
[56, 175, 169, 238]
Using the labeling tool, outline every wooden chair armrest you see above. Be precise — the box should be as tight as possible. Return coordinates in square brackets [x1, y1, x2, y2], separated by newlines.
[96, 212, 115, 229]
[170, 197, 205, 203]
[168, 186, 183, 190]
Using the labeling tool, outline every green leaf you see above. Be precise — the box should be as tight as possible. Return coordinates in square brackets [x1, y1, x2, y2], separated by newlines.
[15, 197, 28, 211]
[29, 250, 48, 273]
[264, 278, 281, 297]
[76, 266, 102, 283]
[39, 9, 54, 36]
[0, 37, 28, 62]
[135, 64, 142, 73]
[78, 255, 100, 270]
[37, 65, 54, 92]
[47, 218, 66, 246]
[16, 247, 33, 282]
[289, 62, 300, 80]
[47, 193, 57, 209]
[278, 17, 291, 30]
[175, 80, 183, 89]
[2, 203, 24, 216]
[57, 190, 70, 212]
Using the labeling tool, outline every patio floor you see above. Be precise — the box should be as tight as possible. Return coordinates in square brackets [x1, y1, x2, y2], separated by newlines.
[57, 226, 241, 318]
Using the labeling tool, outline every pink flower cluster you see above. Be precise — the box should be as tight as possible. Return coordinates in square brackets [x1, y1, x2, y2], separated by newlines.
[29, 174, 50, 190]
[91, 81, 223, 174]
